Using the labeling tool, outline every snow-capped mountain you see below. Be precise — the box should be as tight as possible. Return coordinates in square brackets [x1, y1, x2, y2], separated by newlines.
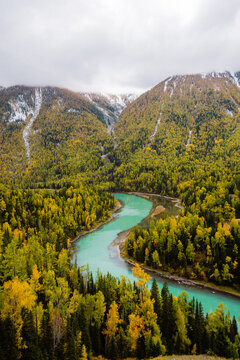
[0, 85, 138, 183]
[1, 70, 240, 186]
[81, 93, 138, 134]
[115, 70, 240, 150]
[198, 71, 240, 87]
[1, 86, 137, 127]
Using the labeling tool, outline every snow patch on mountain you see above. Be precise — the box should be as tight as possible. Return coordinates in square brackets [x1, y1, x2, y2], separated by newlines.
[186, 129, 192, 148]
[199, 71, 240, 88]
[100, 93, 138, 118]
[67, 108, 80, 113]
[83, 92, 137, 148]
[150, 100, 164, 142]
[229, 72, 240, 88]
[164, 77, 172, 92]
[8, 95, 34, 123]
[23, 88, 42, 164]
[85, 94, 114, 133]
[226, 109, 234, 117]
[201, 71, 223, 79]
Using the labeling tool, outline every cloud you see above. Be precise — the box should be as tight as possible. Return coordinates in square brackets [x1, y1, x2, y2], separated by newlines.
[0, 0, 240, 93]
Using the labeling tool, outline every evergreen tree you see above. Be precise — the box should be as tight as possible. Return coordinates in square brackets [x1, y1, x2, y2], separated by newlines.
[0, 318, 18, 360]
[21, 309, 42, 360]
[150, 278, 161, 323]
[40, 311, 53, 360]
[230, 316, 238, 342]
[160, 283, 176, 352]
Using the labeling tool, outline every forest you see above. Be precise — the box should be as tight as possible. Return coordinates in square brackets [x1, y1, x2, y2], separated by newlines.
[0, 182, 239, 359]
[1, 75, 240, 358]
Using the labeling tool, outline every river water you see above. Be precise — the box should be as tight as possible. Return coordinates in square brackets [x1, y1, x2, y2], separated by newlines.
[73, 193, 240, 320]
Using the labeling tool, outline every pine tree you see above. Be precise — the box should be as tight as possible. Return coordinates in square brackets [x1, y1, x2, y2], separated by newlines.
[151, 278, 161, 324]
[0, 318, 18, 360]
[78, 306, 91, 352]
[64, 317, 76, 360]
[87, 272, 95, 294]
[40, 310, 53, 360]
[230, 316, 238, 342]
[160, 283, 176, 352]
[21, 309, 42, 360]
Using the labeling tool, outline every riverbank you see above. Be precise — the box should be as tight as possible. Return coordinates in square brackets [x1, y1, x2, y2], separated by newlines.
[70, 198, 123, 246]
[109, 192, 171, 248]
[128, 191, 183, 213]
[115, 192, 240, 300]
[111, 191, 181, 248]
[91, 356, 227, 360]
[152, 356, 227, 360]
[123, 257, 240, 300]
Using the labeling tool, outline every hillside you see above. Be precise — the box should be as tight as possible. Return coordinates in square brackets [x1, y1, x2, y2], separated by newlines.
[112, 71, 240, 193]
[2, 72, 240, 190]
[0, 86, 135, 186]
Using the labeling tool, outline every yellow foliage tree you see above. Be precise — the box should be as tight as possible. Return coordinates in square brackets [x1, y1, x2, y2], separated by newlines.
[132, 263, 151, 289]
[128, 314, 145, 350]
[30, 264, 42, 292]
[1, 277, 37, 350]
[103, 301, 121, 340]
[80, 344, 88, 360]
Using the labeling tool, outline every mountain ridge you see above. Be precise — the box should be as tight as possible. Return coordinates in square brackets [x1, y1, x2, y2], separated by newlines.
[1, 70, 240, 187]
[0, 85, 137, 185]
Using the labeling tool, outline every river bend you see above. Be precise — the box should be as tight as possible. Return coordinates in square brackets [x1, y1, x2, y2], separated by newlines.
[74, 193, 240, 321]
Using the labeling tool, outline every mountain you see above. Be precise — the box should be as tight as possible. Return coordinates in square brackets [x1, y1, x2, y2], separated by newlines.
[0, 86, 136, 186]
[1, 71, 240, 189]
[81, 92, 137, 133]
[111, 71, 240, 193]
[115, 71, 240, 151]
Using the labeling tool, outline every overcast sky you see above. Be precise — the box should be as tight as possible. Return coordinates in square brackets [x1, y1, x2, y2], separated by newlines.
[0, 0, 240, 93]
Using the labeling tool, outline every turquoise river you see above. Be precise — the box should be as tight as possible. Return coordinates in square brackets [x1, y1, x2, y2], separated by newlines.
[73, 193, 240, 321]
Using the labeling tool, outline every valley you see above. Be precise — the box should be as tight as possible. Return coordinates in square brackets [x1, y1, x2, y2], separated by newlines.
[1, 70, 240, 359]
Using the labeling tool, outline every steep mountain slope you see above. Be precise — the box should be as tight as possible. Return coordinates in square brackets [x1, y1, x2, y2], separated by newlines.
[1, 72, 240, 190]
[112, 71, 240, 193]
[81, 93, 137, 150]
[0, 86, 135, 186]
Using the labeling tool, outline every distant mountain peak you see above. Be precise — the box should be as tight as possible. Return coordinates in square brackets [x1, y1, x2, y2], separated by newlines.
[161, 71, 240, 88]
[81, 92, 138, 133]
